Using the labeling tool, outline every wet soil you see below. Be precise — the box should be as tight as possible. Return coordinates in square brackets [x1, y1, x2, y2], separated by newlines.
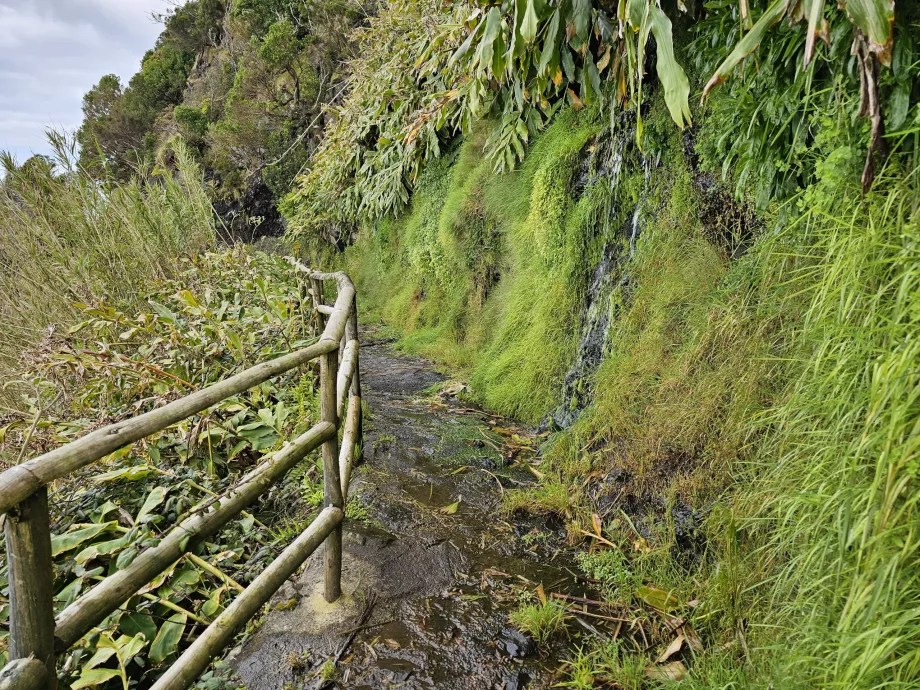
[230, 335, 597, 689]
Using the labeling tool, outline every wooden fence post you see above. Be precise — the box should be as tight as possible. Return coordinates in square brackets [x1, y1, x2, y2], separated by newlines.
[320, 318, 344, 603]
[346, 296, 363, 461]
[5, 487, 56, 687]
[310, 278, 326, 332]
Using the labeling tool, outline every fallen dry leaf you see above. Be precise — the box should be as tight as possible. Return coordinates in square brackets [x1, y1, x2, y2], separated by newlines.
[656, 634, 685, 663]
[645, 661, 687, 681]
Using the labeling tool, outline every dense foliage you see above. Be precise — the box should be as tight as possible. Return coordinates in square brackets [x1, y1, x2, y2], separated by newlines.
[76, 0, 367, 236]
[0, 137, 214, 405]
[285, 0, 904, 248]
[0, 250, 332, 688]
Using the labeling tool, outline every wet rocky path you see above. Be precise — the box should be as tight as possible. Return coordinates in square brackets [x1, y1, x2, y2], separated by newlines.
[231, 335, 593, 689]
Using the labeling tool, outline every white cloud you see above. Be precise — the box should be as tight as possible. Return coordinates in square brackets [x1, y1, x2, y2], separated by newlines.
[0, 0, 177, 163]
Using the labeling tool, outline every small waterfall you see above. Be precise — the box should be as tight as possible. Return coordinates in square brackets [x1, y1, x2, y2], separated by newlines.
[548, 121, 657, 430]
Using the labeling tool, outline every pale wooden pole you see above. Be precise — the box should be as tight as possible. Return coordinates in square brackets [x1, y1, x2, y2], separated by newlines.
[320, 333, 344, 603]
[148, 506, 343, 690]
[54, 422, 334, 649]
[5, 487, 56, 686]
[347, 295, 363, 461]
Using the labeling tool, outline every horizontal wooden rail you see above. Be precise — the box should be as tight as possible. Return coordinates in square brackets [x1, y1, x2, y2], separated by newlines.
[0, 339, 337, 518]
[54, 421, 335, 649]
[1, 263, 364, 690]
[149, 506, 343, 690]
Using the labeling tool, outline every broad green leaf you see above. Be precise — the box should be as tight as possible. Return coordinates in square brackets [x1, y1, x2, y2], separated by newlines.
[520, 0, 539, 43]
[76, 535, 130, 565]
[137, 486, 168, 522]
[202, 586, 226, 617]
[844, 0, 895, 64]
[117, 633, 148, 661]
[54, 577, 83, 605]
[51, 522, 118, 556]
[149, 301, 178, 323]
[72, 668, 123, 689]
[703, 0, 792, 98]
[119, 612, 157, 643]
[636, 584, 682, 612]
[92, 464, 154, 483]
[150, 612, 187, 664]
[648, 6, 692, 127]
[889, 79, 911, 130]
[84, 646, 117, 670]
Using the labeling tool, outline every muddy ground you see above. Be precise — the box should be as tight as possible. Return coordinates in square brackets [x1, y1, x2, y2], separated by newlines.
[229, 335, 602, 689]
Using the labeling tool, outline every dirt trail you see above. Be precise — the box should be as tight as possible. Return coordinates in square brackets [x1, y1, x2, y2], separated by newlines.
[231, 335, 592, 689]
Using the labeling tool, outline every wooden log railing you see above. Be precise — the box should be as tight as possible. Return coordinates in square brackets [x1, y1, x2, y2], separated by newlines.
[0, 263, 362, 690]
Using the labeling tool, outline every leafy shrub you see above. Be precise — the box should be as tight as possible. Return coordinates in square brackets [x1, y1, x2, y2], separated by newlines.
[0, 136, 215, 403]
[0, 249, 325, 687]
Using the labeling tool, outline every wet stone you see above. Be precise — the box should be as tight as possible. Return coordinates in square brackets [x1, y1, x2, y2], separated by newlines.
[499, 628, 535, 658]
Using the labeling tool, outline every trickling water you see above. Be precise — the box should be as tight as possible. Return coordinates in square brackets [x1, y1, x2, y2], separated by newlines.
[548, 119, 658, 430]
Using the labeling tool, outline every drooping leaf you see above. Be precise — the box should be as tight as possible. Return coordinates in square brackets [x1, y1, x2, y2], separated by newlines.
[703, 0, 792, 99]
[803, 0, 827, 67]
[475, 8, 504, 75]
[844, 0, 895, 65]
[648, 6, 692, 127]
[520, 0, 539, 44]
[537, 9, 561, 76]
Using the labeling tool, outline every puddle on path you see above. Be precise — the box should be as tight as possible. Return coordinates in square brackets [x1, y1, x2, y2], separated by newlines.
[231, 335, 600, 689]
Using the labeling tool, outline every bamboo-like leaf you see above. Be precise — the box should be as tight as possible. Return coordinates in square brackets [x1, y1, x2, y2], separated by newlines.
[50, 521, 119, 556]
[448, 16, 485, 68]
[844, 0, 895, 65]
[474, 8, 503, 75]
[136, 486, 168, 522]
[648, 6, 692, 127]
[703, 0, 792, 99]
[72, 668, 122, 689]
[538, 9, 561, 75]
[803, 0, 826, 67]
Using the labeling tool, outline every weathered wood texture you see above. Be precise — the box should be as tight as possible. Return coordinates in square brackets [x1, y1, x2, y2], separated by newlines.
[336, 339, 359, 419]
[320, 344, 343, 603]
[148, 506, 343, 690]
[0, 658, 51, 690]
[339, 395, 362, 501]
[54, 422, 335, 649]
[5, 488, 55, 684]
[0, 340, 337, 516]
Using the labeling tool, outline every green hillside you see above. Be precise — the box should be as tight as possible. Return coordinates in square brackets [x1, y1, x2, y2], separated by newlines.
[2, 0, 919, 687]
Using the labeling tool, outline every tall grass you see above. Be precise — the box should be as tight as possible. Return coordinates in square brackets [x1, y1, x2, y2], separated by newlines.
[732, 150, 920, 687]
[0, 134, 215, 402]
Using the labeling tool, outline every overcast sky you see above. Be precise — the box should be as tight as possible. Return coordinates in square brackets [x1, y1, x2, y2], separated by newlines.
[0, 0, 176, 164]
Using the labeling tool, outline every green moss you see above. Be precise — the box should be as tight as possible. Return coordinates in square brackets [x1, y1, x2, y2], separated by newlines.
[347, 108, 609, 422]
